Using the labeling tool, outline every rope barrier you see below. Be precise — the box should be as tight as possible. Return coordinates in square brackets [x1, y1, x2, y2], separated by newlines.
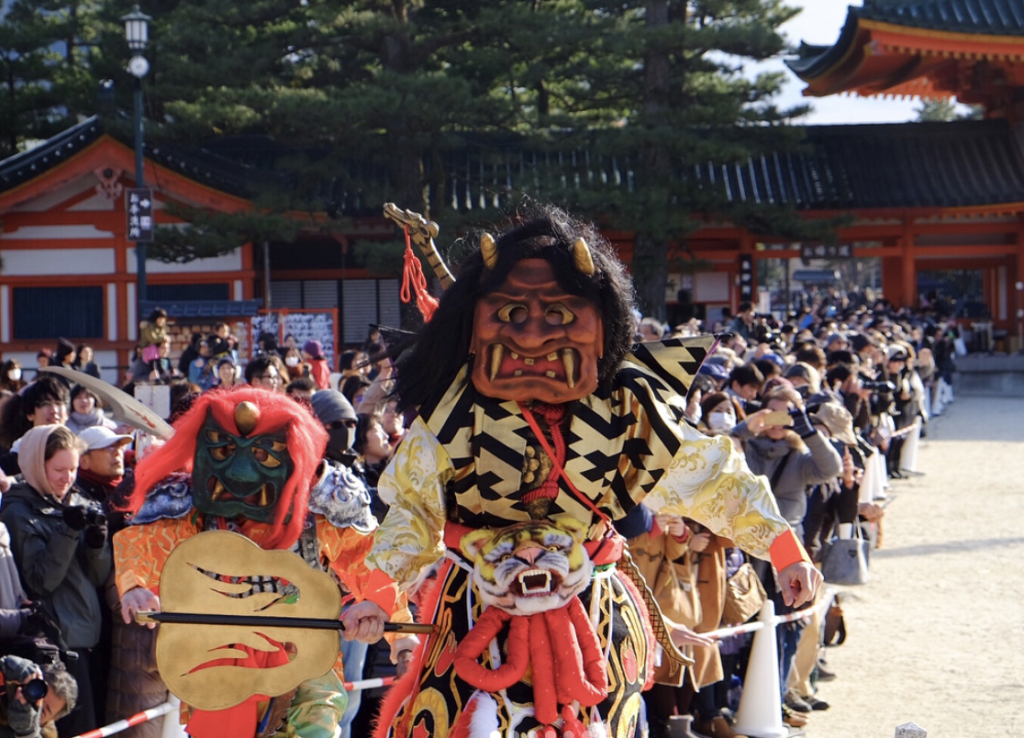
[70, 701, 175, 738]
[343, 676, 396, 691]
[707, 587, 837, 640]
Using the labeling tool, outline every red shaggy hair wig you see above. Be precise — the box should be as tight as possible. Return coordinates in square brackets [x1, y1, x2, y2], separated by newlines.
[127, 387, 328, 549]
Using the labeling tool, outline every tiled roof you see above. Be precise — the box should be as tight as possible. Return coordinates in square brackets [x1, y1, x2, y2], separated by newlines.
[857, 0, 1024, 35]
[6, 117, 1024, 216]
[0, 116, 104, 193]
[687, 120, 1024, 210]
[0, 115, 276, 199]
[139, 300, 264, 318]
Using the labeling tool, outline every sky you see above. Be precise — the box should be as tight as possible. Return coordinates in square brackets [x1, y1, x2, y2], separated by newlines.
[763, 0, 923, 125]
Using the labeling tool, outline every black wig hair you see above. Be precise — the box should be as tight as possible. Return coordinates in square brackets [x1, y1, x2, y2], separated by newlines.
[394, 205, 636, 412]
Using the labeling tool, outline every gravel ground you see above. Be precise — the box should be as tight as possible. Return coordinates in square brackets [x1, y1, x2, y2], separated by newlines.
[802, 395, 1024, 738]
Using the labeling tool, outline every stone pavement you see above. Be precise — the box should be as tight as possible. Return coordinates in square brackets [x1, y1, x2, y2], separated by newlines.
[802, 396, 1024, 738]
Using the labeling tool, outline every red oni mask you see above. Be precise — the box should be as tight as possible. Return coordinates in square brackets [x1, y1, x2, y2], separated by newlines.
[470, 259, 603, 404]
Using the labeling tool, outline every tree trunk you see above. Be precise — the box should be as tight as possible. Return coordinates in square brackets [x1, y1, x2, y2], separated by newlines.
[632, 0, 672, 321]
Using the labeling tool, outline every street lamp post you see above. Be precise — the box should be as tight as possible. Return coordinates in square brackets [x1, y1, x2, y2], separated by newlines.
[122, 5, 152, 324]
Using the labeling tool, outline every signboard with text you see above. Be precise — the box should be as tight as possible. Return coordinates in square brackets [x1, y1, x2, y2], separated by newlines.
[126, 188, 154, 242]
[738, 253, 754, 301]
[800, 243, 852, 262]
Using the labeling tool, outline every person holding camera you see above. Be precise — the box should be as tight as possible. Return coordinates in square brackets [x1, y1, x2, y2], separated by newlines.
[0, 425, 110, 736]
[729, 385, 842, 727]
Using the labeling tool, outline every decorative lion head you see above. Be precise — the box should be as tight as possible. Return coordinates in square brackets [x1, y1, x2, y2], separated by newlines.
[460, 519, 593, 616]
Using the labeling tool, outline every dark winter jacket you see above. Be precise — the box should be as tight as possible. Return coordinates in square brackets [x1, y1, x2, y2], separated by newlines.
[0, 484, 111, 649]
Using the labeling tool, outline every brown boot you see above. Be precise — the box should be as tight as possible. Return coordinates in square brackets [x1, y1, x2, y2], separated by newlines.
[782, 705, 810, 728]
[691, 716, 749, 738]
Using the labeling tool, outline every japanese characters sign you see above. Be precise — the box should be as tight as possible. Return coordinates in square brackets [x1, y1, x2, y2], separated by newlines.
[800, 243, 853, 261]
[738, 253, 754, 300]
[126, 188, 154, 242]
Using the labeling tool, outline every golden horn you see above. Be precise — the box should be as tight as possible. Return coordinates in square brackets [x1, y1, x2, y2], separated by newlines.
[573, 237, 595, 275]
[235, 401, 260, 436]
[481, 233, 498, 270]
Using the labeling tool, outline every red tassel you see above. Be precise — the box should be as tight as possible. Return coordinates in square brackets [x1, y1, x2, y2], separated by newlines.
[400, 225, 439, 322]
[561, 704, 588, 738]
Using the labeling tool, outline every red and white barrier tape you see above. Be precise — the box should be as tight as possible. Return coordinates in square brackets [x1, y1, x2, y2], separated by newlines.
[343, 676, 396, 691]
[70, 701, 175, 738]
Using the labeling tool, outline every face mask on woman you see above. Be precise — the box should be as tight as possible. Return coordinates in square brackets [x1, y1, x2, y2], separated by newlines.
[708, 411, 736, 431]
[7, 369, 21, 381]
[285, 356, 300, 367]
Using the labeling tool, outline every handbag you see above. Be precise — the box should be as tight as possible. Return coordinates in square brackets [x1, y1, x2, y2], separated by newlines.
[821, 525, 870, 585]
[652, 551, 702, 629]
[823, 593, 846, 646]
[722, 561, 767, 625]
[141, 344, 161, 363]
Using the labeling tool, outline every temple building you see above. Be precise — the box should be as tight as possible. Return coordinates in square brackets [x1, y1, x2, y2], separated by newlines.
[3, 0, 1024, 372]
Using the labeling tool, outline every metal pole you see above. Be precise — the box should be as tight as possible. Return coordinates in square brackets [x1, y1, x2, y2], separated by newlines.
[134, 75, 146, 324]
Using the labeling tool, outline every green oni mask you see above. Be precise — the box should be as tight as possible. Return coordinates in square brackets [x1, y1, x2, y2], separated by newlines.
[192, 410, 294, 523]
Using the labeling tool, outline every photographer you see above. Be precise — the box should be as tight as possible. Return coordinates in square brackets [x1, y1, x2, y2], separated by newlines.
[0, 657, 76, 738]
[730, 385, 841, 723]
[0, 426, 110, 736]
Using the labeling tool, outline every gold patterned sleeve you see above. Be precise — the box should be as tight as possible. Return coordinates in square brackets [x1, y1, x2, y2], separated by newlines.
[366, 419, 452, 588]
[642, 428, 790, 560]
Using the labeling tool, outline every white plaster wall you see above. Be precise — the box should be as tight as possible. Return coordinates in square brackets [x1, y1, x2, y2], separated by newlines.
[0, 225, 111, 240]
[126, 247, 242, 273]
[0, 248, 116, 275]
[68, 192, 117, 211]
[19, 180, 96, 212]
[127, 283, 137, 341]
[107, 284, 119, 340]
[0, 287, 9, 343]
[93, 349, 121, 385]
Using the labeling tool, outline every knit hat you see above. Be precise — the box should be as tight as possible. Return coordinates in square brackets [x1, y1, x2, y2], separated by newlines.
[303, 340, 325, 360]
[310, 390, 356, 427]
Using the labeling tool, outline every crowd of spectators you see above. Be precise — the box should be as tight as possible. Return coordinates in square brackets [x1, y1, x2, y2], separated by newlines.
[631, 297, 955, 738]
[0, 295, 957, 738]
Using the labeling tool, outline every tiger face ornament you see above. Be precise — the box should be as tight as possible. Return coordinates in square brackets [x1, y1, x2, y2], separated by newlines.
[460, 520, 593, 616]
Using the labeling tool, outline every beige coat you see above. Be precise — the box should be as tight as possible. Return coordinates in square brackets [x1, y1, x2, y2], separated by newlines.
[691, 533, 730, 689]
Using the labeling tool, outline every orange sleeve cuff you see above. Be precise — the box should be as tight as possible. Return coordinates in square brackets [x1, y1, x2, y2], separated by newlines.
[769, 528, 811, 572]
[363, 568, 400, 619]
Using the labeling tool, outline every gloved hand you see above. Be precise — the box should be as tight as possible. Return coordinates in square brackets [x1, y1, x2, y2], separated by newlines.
[84, 521, 108, 549]
[0, 655, 38, 684]
[788, 407, 817, 438]
[61, 505, 89, 531]
[6, 692, 41, 736]
[0, 655, 43, 735]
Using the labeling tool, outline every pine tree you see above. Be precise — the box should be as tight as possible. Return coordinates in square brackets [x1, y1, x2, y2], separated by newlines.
[517, 0, 835, 319]
[0, 0, 103, 157]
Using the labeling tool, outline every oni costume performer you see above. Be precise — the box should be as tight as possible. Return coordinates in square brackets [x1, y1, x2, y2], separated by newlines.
[358, 208, 817, 738]
[113, 388, 392, 738]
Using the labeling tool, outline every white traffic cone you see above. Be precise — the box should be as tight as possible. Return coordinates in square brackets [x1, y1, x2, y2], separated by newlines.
[732, 600, 788, 738]
[901, 422, 921, 474]
[161, 695, 188, 738]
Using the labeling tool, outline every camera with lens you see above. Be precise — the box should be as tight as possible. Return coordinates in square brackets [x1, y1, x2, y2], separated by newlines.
[861, 380, 895, 393]
[61, 504, 106, 531]
[14, 678, 47, 702]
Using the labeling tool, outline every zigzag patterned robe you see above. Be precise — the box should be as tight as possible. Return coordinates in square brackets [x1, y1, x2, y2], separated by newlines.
[369, 341, 791, 738]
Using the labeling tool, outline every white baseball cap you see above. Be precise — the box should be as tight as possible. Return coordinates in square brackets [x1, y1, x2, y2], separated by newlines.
[77, 426, 133, 452]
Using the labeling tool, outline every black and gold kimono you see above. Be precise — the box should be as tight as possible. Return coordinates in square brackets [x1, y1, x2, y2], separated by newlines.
[368, 342, 790, 738]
